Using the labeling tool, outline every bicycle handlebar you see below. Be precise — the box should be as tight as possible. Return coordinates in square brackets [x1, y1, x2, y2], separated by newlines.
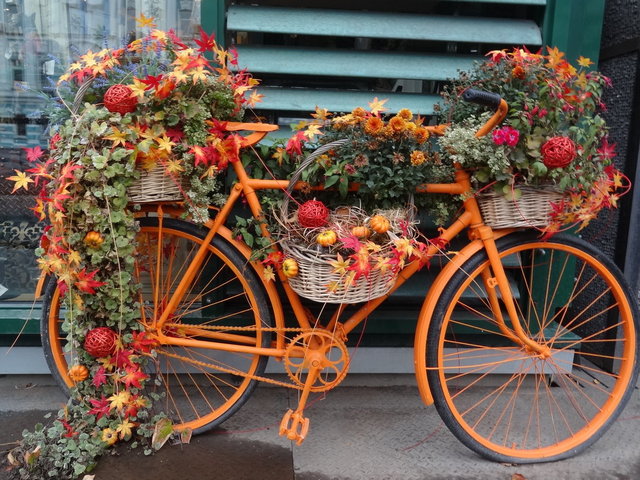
[462, 88, 508, 138]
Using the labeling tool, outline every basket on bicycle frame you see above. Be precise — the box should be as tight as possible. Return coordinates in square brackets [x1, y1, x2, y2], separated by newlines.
[276, 140, 418, 304]
[477, 186, 564, 229]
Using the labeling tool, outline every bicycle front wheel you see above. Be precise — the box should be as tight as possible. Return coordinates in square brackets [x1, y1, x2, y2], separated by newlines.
[42, 217, 273, 434]
[424, 232, 639, 463]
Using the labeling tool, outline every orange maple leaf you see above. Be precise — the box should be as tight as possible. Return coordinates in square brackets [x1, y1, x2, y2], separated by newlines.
[368, 97, 388, 116]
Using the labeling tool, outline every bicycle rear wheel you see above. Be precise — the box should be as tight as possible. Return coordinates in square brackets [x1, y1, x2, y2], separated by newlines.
[42, 217, 273, 434]
[423, 232, 639, 463]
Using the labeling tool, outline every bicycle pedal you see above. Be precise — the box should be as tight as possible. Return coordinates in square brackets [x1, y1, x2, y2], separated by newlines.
[279, 409, 310, 445]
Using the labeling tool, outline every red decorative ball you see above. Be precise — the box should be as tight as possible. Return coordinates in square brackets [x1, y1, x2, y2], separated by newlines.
[103, 84, 138, 114]
[541, 136, 577, 169]
[84, 327, 118, 358]
[297, 200, 329, 228]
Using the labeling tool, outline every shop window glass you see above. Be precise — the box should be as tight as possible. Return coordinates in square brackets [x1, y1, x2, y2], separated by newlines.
[0, 0, 200, 302]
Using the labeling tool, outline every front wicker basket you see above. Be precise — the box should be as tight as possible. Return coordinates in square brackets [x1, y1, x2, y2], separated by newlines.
[281, 240, 395, 304]
[478, 187, 564, 229]
[128, 165, 184, 203]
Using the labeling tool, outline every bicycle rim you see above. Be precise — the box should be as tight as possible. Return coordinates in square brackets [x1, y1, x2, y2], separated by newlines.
[426, 233, 639, 463]
[43, 217, 273, 434]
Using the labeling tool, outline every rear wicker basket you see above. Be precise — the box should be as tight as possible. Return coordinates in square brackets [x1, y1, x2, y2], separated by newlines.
[478, 186, 564, 229]
[128, 165, 184, 203]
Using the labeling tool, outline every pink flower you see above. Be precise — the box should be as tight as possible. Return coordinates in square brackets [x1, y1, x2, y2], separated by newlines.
[492, 126, 520, 147]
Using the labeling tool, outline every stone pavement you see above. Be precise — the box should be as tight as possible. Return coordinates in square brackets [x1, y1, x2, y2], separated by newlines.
[1, 374, 639, 480]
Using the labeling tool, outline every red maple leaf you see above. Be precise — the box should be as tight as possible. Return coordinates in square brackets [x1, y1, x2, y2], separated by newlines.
[114, 348, 136, 369]
[49, 133, 62, 150]
[597, 137, 616, 161]
[130, 331, 157, 354]
[120, 366, 148, 390]
[58, 418, 78, 438]
[340, 235, 364, 252]
[195, 27, 216, 52]
[74, 268, 106, 294]
[218, 134, 241, 165]
[185, 55, 211, 71]
[207, 119, 229, 138]
[285, 131, 306, 156]
[23, 146, 44, 163]
[166, 29, 188, 49]
[59, 163, 82, 181]
[165, 127, 184, 143]
[92, 366, 108, 388]
[138, 74, 164, 91]
[88, 395, 111, 419]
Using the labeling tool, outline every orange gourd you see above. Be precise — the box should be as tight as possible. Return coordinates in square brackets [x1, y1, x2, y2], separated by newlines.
[68, 364, 89, 383]
[369, 215, 390, 234]
[84, 231, 104, 249]
[316, 230, 337, 247]
[351, 226, 371, 238]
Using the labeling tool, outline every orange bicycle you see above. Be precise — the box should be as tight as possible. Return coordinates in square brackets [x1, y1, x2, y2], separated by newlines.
[39, 92, 640, 464]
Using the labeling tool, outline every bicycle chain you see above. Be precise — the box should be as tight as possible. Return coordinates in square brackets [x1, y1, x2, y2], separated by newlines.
[160, 323, 333, 390]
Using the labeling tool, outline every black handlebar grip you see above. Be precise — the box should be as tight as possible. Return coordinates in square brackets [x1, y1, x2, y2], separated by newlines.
[462, 89, 502, 110]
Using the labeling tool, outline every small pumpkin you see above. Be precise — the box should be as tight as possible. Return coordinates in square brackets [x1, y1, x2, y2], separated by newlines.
[282, 258, 299, 278]
[351, 226, 371, 238]
[316, 230, 337, 247]
[369, 215, 391, 234]
[84, 231, 104, 249]
[101, 427, 118, 446]
[68, 364, 89, 383]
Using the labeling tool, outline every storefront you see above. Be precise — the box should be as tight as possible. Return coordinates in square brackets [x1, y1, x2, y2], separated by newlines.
[0, 0, 607, 372]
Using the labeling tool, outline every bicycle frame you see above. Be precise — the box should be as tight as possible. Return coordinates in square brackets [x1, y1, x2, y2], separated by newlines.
[141, 99, 546, 405]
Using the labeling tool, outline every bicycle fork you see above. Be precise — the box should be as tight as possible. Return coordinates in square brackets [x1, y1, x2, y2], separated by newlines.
[476, 225, 551, 358]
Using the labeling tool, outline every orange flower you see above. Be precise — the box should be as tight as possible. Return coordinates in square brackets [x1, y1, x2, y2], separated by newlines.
[414, 126, 430, 144]
[512, 65, 526, 79]
[352, 107, 368, 120]
[397, 108, 413, 120]
[410, 151, 426, 166]
[364, 116, 384, 135]
[389, 116, 406, 133]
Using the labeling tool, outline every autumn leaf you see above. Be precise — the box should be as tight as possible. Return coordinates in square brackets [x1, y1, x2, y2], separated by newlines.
[247, 90, 264, 107]
[285, 131, 306, 156]
[271, 147, 287, 166]
[311, 106, 331, 121]
[7, 170, 34, 192]
[109, 390, 131, 411]
[131, 331, 157, 353]
[23, 145, 44, 162]
[92, 366, 108, 388]
[74, 268, 106, 294]
[165, 159, 184, 174]
[304, 123, 323, 141]
[135, 13, 156, 28]
[368, 97, 388, 116]
[139, 74, 164, 91]
[88, 395, 110, 418]
[597, 137, 616, 160]
[348, 251, 372, 279]
[195, 27, 216, 52]
[340, 235, 364, 252]
[511, 474, 527, 480]
[104, 126, 128, 147]
[120, 366, 148, 389]
[329, 254, 351, 275]
[116, 418, 136, 440]
[262, 265, 276, 282]
[577, 56, 594, 68]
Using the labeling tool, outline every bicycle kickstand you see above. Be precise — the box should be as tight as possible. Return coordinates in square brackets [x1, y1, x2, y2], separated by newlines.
[279, 366, 320, 445]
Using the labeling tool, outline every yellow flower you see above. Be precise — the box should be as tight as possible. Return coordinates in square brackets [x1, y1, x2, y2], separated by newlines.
[410, 151, 426, 166]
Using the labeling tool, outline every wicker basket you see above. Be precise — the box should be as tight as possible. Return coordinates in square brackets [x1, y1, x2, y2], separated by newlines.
[478, 186, 564, 229]
[128, 165, 185, 203]
[276, 139, 417, 303]
[281, 240, 395, 304]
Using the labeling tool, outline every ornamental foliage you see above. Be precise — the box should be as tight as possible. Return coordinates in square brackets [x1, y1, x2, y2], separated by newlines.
[7, 16, 259, 479]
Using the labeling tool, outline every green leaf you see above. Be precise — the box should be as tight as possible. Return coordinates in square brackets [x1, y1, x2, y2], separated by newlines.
[152, 418, 174, 450]
[324, 175, 340, 188]
[92, 156, 107, 170]
[339, 177, 348, 198]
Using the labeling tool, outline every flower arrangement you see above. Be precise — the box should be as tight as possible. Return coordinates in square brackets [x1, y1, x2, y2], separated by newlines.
[281, 100, 455, 219]
[6, 15, 260, 479]
[437, 47, 628, 234]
